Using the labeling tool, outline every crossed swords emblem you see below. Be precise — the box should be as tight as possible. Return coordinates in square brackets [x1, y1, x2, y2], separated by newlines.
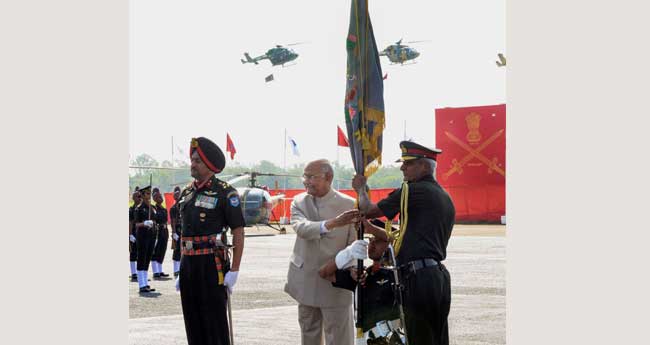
[442, 129, 505, 180]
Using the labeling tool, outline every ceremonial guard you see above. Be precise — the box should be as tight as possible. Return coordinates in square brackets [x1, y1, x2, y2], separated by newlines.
[169, 186, 182, 277]
[353, 141, 456, 345]
[151, 189, 170, 278]
[129, 188, 142, 281]
[319, 219, 404, 343]
[176, 137, 245, 345]
[133, 185, 157, 293]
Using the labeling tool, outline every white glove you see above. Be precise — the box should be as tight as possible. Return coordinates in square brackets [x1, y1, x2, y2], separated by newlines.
[335, 240, 368, 269]
[223, 271, 239, 294]
[129, 234, 136, 243]
[175, 277, 180, 292]
[172, 233, 179, 241]
[144, 220, 154, 228]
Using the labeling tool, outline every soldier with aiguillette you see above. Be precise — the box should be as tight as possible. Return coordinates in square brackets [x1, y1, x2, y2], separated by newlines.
[353, 141, 456, 345]
[175, 137, 245, 345]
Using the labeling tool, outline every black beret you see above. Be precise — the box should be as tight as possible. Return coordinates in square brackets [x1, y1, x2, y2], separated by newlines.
[139, 185, 151, 193]
[396, 140, 442, 162]
[190, 137, 225, 173]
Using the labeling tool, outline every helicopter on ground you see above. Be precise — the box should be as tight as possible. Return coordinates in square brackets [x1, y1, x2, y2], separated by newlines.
[240, 42, 307, 67]
[170, 171, 302, 232]
[379, 39, 429, 65]
[227, 172, 301, 231]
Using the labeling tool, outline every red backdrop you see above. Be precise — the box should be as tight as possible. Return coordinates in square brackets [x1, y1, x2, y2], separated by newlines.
[164, 189, 396, 225]
[435, 104, 506, 222]
[269, 189, 396, 222]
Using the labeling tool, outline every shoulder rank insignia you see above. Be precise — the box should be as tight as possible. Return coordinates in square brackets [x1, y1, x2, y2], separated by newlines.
[219, 181, 231, 189]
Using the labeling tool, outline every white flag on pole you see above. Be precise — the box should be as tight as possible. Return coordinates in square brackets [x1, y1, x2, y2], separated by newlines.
[288, 136, 300, 156]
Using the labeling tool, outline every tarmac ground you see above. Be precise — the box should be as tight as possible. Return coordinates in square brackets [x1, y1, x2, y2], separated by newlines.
[129, 224, 505, 345]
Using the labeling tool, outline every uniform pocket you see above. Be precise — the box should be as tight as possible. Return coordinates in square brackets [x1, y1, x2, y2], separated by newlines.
[290, 253, 304, 269]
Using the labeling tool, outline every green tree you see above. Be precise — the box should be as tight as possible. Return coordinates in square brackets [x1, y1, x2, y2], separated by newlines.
[128, 155, 405, 194]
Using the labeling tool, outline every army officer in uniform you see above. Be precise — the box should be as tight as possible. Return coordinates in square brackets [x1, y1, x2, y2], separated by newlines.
[353, 141, 456, 345]
[176, 137, 245, 345]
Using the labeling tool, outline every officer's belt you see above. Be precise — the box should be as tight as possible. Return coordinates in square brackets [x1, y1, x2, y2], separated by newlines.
[398, 258, 439, 276]
[180, 235, 225, 256]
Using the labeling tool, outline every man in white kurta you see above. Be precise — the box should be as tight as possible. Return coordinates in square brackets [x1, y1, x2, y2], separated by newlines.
[284, 159, 362, 345]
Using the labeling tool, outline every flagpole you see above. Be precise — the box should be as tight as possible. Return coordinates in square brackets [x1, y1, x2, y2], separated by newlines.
[336, 143, 340, 190]
[283, 129, 288, 222]
[171, 136, 175, 187]
[283, 128, 287, 191]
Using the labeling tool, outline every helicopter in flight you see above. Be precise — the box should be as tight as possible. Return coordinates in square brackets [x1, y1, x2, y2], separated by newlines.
[379, 39, 429, 65]
[240, 42, 307, 67]
[496, 53, 506, 67]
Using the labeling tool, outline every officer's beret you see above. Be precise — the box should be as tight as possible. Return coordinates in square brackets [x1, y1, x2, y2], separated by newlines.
[396, 140, 442, 162]
[190, 137, 225, 173]
[139, 185, 151, 193]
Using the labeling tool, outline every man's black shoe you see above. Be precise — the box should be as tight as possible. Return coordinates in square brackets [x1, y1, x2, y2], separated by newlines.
[130, 274, 137, 281]
[159, 272, 170, 278]
[153, 273, 161, 278]
[139, 286, 155, 293]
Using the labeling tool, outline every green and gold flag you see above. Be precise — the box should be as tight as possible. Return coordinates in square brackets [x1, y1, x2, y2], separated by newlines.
[344, 0, 385, 178]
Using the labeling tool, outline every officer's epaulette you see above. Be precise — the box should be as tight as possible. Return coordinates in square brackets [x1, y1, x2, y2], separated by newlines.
[179, 184, 194, 198]
[218, 180, 231, 189]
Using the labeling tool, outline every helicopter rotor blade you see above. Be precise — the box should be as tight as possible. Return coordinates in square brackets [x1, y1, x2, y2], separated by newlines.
[405, 40, 431, 44]
[227, 174, 251, 186]
[286, 41, 311, 46]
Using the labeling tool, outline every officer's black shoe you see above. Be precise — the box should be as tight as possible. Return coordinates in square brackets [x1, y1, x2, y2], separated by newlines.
[159, 272, 170, 278]
[139, 286, 155, 293]
[153, 273, 161, 278]
[130, 274, 137, 281]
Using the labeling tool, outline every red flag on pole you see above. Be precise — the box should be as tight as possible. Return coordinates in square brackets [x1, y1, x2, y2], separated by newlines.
[337, 125, 349, 147]
[226, 133, 236, 160]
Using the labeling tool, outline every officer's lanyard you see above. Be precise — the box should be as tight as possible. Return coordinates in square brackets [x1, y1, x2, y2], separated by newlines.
[393, 182, 409, 256]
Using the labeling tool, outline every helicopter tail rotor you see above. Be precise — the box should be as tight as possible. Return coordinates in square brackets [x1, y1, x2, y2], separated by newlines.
[242, 52, 259, 65]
